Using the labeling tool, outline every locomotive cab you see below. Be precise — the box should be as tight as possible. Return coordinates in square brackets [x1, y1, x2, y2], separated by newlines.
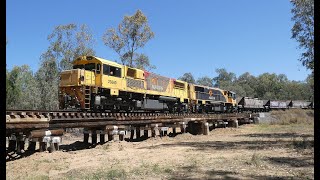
[222, 90, 237, 112]
[59, 56, 124, 110]
[228, 91, 237, 106]
[60, 56, 103, 87]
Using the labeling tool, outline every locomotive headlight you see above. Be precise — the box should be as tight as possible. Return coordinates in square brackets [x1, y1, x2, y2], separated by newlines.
[80, 75, 84, 81]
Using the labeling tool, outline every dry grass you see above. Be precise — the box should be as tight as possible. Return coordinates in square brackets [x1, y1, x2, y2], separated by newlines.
[270, 109, 314, 125]
[247, 153, 263, 167]
[290, 137, 314, 150]
[62, 167, 128, 180]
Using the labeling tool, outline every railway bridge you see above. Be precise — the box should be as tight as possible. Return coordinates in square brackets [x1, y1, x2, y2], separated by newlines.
[6, 110, 259, 157]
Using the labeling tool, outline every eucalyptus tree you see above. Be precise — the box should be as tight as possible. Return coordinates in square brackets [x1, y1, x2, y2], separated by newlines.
[35, 51, 60, 110]
[213, 68, 236, 88]
[103, 10, 155, 69]
[46, 23, 95, 71]
[15, 65, 41, 109]
[134, 53, 156, 70]
[196, 76, 213, 87]
[35, 23, 95, 110]
[179, 73, 196, 84]
[6, 65, 40, 109]
[291, 0, 314, 71]
[6, 67, 21, 109]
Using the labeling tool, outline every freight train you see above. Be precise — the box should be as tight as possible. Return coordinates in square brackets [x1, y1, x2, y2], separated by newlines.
[58, 56, 313, 113]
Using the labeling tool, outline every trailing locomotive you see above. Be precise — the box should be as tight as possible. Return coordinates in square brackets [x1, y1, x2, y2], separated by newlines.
[59, 56, 237, 113]
[188, 84, 236, 113]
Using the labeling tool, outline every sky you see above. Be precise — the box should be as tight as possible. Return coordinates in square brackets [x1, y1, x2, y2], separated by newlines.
[6, 0, 311, 81]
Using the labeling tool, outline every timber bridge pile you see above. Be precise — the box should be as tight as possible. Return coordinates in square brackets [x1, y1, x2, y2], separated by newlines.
[6, 110, 259, 156]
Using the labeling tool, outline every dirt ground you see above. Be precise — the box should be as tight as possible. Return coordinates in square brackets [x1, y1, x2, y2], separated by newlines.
[6, 112, 314, 180]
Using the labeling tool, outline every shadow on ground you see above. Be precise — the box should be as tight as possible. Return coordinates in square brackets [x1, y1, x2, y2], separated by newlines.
[59, 141, 96, 151]
[6, 149, 36, 162]
[236, 133, 313, 139]
[124, 132, 181, 142]
[168, 165, 298, 180]
[267, 156, 313, 168]
[139, 138, 314, 151]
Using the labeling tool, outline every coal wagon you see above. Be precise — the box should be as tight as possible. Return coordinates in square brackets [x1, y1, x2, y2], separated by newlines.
[237, 97, 265, 112]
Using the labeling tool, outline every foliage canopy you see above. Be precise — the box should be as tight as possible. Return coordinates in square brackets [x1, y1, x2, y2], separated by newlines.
[103, 10, 155, 70]
[291, 0, 314, 71]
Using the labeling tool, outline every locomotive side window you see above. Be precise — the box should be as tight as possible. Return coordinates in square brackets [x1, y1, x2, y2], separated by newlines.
[127, 68, 136, 78]
[96, 64, 101, 74]
[73, 65, 84, 69]
[174, 81, 185, 89]
[103, 64, 110, 75]
[103, 64, 121, 77]
[231, 92, 236, 100]
[110, 66, 121, 77]
[228, 92, 235, 98]
[194, 86, 205, 100]
[195, 86, 204, 92]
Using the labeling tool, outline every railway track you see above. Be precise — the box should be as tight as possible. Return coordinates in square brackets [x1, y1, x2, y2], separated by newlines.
[6, 110, 259, 157]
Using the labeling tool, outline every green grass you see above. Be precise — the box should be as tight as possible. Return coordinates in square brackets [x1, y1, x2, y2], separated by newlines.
[104, 169, 127, 179]
[131, 162, 174, 177]
[65, 168, 127, 180]
[151, 163, 162, 173]
[27, 175, 49, 180]
[63, 163, 174, 180]
[163, 167, 173, 174]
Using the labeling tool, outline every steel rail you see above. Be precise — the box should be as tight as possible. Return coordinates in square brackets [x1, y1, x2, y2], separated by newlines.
[6, 109, 257, 131]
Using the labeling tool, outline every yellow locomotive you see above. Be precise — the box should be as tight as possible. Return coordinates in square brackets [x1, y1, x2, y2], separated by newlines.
[59, 56, 237, 113]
